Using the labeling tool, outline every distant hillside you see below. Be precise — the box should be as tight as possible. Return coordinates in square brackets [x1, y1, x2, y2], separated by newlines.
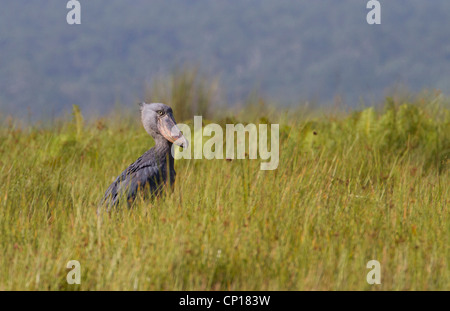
[1, 1, 450, 120]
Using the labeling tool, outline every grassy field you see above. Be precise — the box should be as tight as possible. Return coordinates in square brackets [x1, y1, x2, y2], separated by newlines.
[0, 90, 448, 290]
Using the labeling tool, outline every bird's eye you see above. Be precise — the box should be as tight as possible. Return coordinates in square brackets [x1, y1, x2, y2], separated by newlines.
[157, 110, 165, 116]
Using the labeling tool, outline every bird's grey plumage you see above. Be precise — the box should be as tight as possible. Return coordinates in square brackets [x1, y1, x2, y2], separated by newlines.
[100, 103, 187, 210]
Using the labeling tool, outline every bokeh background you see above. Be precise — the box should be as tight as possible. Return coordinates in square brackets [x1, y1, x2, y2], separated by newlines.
[0, 1, 449, 120]
[0, 1, 449, 291]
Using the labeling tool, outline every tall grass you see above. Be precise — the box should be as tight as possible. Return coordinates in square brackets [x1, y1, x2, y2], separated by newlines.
[0, 85, 448, 290]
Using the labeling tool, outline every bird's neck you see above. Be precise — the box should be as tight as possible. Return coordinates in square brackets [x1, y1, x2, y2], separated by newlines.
[154, 137, 174, 162]
[153, 137, 176, 185]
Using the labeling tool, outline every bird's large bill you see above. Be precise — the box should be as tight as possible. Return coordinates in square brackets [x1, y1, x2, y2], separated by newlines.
[157, 114, 189, 148]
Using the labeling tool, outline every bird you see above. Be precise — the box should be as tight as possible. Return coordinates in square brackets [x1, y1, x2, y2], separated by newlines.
[100, 103, 188, 210]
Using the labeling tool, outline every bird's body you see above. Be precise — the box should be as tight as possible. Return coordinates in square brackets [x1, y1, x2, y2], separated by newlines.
[100, 103, 187, 210]
[102, 141, 175, 207]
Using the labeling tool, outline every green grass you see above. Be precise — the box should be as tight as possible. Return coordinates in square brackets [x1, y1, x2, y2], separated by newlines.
[0, 92, 448, 290]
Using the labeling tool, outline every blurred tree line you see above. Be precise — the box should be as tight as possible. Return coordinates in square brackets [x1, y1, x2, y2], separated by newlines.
[0, 1, 449, 121]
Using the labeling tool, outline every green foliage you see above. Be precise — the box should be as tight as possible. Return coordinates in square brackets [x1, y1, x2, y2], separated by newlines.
[0, 94, 448, 290]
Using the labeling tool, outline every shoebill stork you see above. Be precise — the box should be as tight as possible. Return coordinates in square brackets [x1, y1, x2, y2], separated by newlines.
[101, 103, 188, 209]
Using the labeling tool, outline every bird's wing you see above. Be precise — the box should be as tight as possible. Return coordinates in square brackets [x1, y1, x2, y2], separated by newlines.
[101, 149, 162, 207]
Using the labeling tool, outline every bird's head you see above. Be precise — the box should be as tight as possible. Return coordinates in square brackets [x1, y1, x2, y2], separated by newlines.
[139, 102, 188, 148]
